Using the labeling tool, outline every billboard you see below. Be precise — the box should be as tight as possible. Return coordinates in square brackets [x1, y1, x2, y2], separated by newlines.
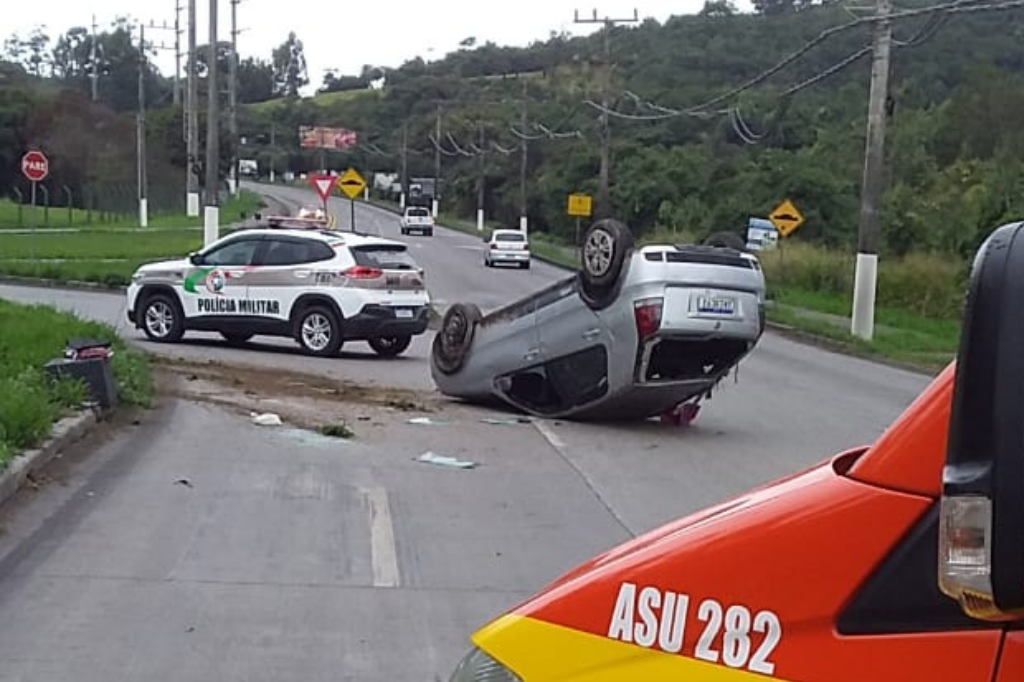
[299, 126, 358, 150]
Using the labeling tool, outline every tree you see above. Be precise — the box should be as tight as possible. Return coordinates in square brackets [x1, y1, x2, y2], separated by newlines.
[237, 57, 274, 103]
[699, 0, 738, 17]
[272, 32, 308, 97]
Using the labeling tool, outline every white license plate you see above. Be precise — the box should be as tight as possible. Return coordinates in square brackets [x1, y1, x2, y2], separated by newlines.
[395, 309, 414, 319]
[696, 295, 737, 315]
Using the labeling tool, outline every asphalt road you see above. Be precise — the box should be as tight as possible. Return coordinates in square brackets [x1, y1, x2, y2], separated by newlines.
[0, 182, 939, 680]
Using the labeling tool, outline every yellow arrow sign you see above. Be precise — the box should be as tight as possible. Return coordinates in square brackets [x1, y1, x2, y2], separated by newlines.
[769, 198, 805, 237]
[338, 167, 367, 200]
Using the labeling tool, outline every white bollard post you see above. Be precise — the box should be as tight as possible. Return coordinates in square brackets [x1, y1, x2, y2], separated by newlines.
[139, 198, 149, 228]
[204, 206, 220, 246]
[187, 192, 200, 218]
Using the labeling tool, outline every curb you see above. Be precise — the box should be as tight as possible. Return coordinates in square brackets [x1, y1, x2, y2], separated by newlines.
[0, 409, 100, 507]
[0, 274, 128, 293]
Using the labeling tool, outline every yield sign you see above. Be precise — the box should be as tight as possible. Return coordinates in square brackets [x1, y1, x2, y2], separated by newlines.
[309, 174, 339, 202]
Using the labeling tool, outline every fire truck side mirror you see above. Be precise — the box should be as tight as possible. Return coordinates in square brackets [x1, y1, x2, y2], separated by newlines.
[940, 221, 1024, 621]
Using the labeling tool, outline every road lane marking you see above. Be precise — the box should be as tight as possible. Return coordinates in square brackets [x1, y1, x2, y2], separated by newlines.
[363, 486, 400, 588]
[533, 420, 635, 537]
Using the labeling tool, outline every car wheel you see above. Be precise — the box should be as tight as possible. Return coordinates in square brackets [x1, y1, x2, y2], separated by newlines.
[220, 331, 254, 345]
[521, 261, 531, 270]
[426, 229, 433, 237]
[369, 335, 412, 357]
[580, 218, 634, 304]
[295, 305, 343, 357]
[140, 293, 184, 343]
[432, 303, 482, 375]
[703, 231, 747, 251]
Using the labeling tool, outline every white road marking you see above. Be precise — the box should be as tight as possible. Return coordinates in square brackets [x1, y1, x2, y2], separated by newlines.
[363, 486, 400, 588]
[533, 419, 567, 451]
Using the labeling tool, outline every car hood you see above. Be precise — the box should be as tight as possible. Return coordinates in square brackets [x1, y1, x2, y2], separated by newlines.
[470, 449, 935, 682]
[134, 258, 192, 275]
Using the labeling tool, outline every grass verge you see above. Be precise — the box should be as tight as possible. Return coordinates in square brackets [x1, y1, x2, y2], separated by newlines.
[0, 190, 262, 231]
[0, 299, 153, 469]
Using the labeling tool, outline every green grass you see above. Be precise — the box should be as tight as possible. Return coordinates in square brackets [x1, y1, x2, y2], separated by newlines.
[246, 89, 377, 114]
[0, 299, 153, 468]
[0, 190, 263, 231]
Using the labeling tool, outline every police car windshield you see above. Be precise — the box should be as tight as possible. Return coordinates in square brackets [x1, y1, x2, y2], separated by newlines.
[351, 245, 418, 270]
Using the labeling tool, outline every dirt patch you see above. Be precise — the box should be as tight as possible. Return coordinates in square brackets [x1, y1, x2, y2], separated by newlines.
[153, 356, 442, 432]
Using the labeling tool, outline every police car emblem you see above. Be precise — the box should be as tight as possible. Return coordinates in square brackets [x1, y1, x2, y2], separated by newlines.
[205, 270, 227, 294]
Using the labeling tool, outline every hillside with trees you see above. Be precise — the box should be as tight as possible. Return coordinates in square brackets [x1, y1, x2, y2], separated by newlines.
[4, 2, 1024, 261]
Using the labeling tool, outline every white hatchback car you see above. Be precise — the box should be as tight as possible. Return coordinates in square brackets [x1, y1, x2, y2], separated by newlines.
[484, 229, 531, 269]
[127, 228, 430, 357]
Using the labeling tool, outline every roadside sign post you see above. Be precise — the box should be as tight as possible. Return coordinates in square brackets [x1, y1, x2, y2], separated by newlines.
[567, 193, 593, 252]
[339, 168, 367, 234]
[308, 173, 339, 227]
[768, 198, 805, 239]
[22, 150, 50, 264]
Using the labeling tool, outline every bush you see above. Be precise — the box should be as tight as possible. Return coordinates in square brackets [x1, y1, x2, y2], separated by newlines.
[0, 299, 154, 459]
[758, 243, 965, 320]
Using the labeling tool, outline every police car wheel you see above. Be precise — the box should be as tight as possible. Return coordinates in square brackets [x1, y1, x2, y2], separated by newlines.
[141, 293, 184, 343]
[369, 335, 412, 357]
[295, 306, 343, 357]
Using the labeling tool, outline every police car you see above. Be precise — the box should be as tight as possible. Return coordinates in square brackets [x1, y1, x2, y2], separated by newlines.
[126, 228, 430, 357]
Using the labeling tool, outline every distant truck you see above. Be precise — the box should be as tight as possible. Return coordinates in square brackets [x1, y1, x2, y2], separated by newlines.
[239, 159, 259, 177]
[400, 206, 434, 236]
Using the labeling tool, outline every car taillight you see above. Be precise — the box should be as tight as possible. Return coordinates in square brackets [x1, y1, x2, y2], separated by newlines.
[490, 243, 498, 250]
[634, 297, 663, 340]
[343, 265, 383, 279]
[522, 242, 529, 250]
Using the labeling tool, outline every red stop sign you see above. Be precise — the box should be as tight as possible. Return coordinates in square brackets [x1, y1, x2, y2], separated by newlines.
[21, 150, 49, 183]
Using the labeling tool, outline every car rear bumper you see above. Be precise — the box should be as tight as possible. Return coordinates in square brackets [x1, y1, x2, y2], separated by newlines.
[345, 304, 430, 339]
[488, 250, 531, 262]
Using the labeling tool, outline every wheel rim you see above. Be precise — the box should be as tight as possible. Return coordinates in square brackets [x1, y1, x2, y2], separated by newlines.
[301, 313, 333, 351]
[584, 228, 614, 277]
[441, 311, 467, 355]
[145, 301, 174, 338]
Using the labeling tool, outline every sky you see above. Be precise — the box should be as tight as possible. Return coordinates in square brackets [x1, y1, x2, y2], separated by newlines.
[3, 0, 751, 94]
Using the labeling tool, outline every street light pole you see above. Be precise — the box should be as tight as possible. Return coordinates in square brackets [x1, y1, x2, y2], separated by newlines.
[204, 0, 220, 245]
[229, 0, 240, 196]
[137, 24, 148, 228]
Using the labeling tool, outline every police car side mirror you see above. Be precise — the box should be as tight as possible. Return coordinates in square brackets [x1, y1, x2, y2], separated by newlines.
[940, 221, 1024, 622]
[189, 252, 203, 266]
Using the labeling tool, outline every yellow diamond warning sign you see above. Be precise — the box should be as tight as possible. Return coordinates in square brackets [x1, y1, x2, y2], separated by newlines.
[769, 198, 805, 237]
[338, 167, 367, 200]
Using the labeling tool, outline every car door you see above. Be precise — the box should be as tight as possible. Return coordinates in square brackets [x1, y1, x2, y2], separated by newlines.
[181, 236, 262, 320]
[995, 633, 1024, 682]
[246, 236, 336, 325]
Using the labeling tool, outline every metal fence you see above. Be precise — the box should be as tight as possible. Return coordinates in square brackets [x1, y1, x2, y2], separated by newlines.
[6, 181, 187, 227]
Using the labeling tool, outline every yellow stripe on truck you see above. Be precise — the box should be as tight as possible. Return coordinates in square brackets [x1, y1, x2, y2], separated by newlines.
[473, 615, 789, 682]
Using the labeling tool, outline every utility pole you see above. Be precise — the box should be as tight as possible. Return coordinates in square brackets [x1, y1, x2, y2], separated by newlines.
[477, 123, 486, 232]
[173, 0, 183, 105]
[186, 0, 200, 217]
[269, 122, 276, 182]
[228, 0, 240, 196]
[850, 0, 893, 341]
[89, 15, 100, 101]
[137, 24, 149, 228]
[433, 104, 442, 218]
[574, 8, 639, 219]
[519, 78, 529, 233]
[204, 0, 220, 245]
[400, 121, 409, 209]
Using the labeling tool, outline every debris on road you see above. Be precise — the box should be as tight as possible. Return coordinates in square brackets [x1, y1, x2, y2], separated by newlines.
[251, 412, 283, 427]
[480, 417, 531, 426]
[173, 478, 193, 488]
[415, 452, 478, 469]
[407, 417, 449, 426]
[318, 422, 354, 439]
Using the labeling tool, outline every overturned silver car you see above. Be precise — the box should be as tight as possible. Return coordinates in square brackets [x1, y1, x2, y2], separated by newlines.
[430, 219, 767, 421]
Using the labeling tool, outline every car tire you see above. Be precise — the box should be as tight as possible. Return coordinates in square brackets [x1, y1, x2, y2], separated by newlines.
[369, 335, 412, 357]
[521, 261, 531, 270]
[432, 303, 482, 375]
[294, 305, 343, 357]
[220, 331, 254, 345]
[425, 229, 433, 237]
[703, 231, 747, 251]
[580, 218, 634, 306]
[140, 293, 185, 343]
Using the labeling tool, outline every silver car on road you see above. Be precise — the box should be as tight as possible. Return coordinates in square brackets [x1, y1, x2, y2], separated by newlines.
[430, 219, 766, 421]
